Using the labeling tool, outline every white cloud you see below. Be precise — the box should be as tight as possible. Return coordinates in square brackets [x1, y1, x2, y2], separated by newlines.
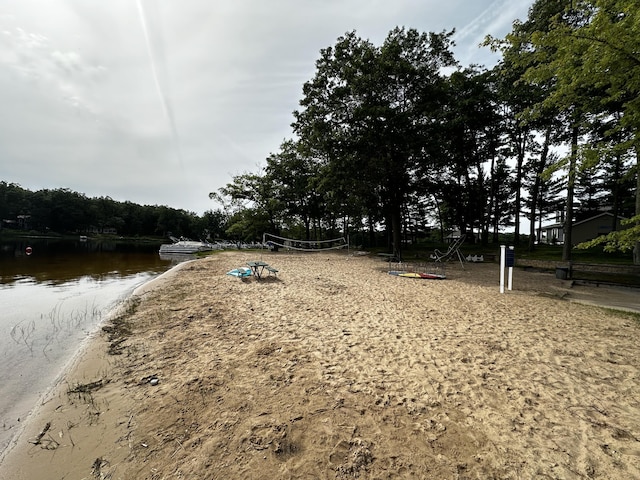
[0, 0, 535, 214]
[452, 0, 531, 66]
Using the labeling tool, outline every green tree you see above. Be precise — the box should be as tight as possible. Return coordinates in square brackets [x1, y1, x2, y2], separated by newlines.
[0, 182, 29, 221]
[436, 67, 504, 244]
[199, 209, 229, 241]
[211, 172, 283, 240]
[515, 0, 640, 261]
[523, 129, 562, 249]
[264, 140, 325, 240]
[577, 214, 640, 252]
[293, 28, 456, 259]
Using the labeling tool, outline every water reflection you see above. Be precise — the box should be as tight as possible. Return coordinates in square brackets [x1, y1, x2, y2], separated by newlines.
[0, 237, 172, 286]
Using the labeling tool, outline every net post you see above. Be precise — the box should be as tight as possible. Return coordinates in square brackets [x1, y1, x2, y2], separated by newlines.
[499, 245, 506, 294]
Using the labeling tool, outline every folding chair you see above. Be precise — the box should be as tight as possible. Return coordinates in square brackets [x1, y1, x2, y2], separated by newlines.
[430, 235, 466, 268]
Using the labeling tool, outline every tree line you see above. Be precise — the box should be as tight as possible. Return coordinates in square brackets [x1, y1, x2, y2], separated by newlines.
[0, 182, 227, 240]
[212, 0, 639, 263]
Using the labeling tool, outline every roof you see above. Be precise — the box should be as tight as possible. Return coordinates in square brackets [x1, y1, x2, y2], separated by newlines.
[540, 222, 562, 230]
[573, 212, 627, 227]
[541, 212, 627, 230]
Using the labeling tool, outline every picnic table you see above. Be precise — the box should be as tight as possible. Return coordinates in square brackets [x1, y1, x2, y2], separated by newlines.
[246, 261, 278, 279]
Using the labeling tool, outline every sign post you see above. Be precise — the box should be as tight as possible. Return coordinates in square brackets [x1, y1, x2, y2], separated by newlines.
[506, 246, 515, 291]
[500, 245, 515, 293]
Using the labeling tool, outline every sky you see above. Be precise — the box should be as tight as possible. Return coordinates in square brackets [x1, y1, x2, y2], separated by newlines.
[0, 0, 534, 215]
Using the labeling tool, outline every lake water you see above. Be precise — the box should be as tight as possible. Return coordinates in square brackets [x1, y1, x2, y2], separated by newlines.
[0, 237, 184, 458]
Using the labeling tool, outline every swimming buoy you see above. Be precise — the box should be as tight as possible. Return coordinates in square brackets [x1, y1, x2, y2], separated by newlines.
[25, 246, 33, 255]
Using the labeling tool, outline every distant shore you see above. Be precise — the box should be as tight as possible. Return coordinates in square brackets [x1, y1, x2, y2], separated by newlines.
[2, 251, 639, 479]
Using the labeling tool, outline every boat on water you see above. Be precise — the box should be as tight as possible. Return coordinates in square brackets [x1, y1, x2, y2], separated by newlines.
[159, 238, 215, 255]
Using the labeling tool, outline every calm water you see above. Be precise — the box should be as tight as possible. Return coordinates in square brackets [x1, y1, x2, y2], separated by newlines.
[0, 237, 183, 458]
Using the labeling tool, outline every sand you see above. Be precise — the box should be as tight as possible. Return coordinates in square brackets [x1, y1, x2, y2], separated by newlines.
[1, 250, 639, 479]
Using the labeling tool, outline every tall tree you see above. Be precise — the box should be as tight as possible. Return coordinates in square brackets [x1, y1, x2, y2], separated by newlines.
[264, 140, 325, 240]
[517, 0, 640, 262]
[487, 1, 572, 251]
[293, 28, 456, 259]
[495, 0, 610, 260]
[524, 127, 561, 250]
[437, 67, 503, 244]
[210, 172, 283, 240]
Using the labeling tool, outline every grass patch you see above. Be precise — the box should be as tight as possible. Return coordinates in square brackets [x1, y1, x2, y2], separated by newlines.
[598, 308, 640, 323]
[102, 297, 140, 355]
[67, 378, 108, 394]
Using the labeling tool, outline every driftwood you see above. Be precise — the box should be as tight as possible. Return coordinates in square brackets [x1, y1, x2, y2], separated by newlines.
[28, 422, 51, 445]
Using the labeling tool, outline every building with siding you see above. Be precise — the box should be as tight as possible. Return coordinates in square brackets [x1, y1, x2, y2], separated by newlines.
[539, 212, 628, 245]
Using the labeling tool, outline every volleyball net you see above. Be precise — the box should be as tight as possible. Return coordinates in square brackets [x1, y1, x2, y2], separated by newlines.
[262, 233, 349, 252]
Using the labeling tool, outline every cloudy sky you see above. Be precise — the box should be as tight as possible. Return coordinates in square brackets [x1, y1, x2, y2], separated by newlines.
[1, 0, 533, 215]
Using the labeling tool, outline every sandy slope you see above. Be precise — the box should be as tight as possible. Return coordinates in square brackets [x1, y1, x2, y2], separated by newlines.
[1, 251, 639, 479]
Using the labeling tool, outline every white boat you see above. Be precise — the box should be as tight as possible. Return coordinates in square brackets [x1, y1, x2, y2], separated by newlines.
[159, 240, 215, 255]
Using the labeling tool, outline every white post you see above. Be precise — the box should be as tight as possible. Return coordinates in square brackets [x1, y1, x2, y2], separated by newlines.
[499, 245, 506, 294]
[508, 246, 514, 291]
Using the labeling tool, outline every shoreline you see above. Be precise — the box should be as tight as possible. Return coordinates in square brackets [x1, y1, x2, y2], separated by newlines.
[0, 258, 196, 468]
[1, 251, 639, 478]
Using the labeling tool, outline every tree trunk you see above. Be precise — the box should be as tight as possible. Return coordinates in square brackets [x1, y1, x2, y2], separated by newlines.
[513, 131, 526, 246]
[368, 215, 376, 248]
[475, 164, 488, 246]
[562, 125, 579, 262]
[433, 195, 445, 243]
[492, 195, 500, 244]
[634, 142, 640, 265]
[485, 154, 497, 247]
[391, 202, 403, 261]
[304, 216, 311, 240]
[610, 152, 622, 232]
[528, 127, 551, 252]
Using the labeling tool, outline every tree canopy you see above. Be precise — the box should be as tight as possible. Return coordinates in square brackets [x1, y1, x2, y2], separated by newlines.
[214, 9, 638, 262]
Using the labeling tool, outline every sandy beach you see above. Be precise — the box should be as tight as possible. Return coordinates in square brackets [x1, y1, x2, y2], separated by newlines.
[1, 250, 639, 479]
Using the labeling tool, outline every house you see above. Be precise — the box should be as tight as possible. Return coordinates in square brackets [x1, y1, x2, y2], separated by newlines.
[539, 220, 564, 244]
[539, 212, 628, 245]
